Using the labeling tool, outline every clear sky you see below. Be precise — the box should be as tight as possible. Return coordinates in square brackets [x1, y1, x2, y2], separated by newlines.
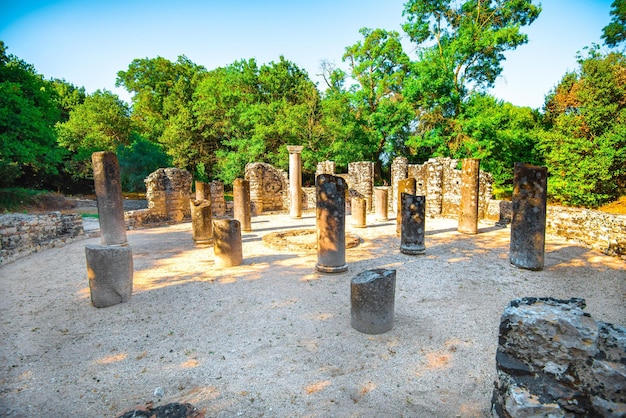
[0, 0, 615, 109]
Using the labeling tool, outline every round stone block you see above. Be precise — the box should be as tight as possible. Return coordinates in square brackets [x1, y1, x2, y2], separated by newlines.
[351, 269, 396, 334]
[213, 219, 243, 268]
[85, 244, 133, 308]
[351, 197, 367, 228]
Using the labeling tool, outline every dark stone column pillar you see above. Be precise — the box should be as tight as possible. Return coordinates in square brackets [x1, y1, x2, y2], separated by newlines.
[91, 151, 127, 246]
[396, 178, 416, 235]
[85, 244, 133, 308]
[351, 197, 367, 228]
[458, 158, 481, 234]
[213, 219, 243, 268]
[375, 187, 389, 222]
[287, 145, 303, 219]
[316, 174, 348, 273]
[400, 193, 426, 255]
[510, 163, 548, 270]
[233, 178, 252, 232]
[351, 269, 396, 334]
[190, 198, 213, 245]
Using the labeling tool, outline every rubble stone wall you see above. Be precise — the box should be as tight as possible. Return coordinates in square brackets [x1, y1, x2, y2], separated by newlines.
[209, 181, 227, 216]
[348, 161, 375, 212]
[245, 162, 288, 214]
[144, 168, 192, 222]
[0, 212, 85, 265]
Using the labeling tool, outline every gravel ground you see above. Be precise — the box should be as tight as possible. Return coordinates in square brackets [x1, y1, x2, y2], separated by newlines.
[0, 212, 624, 417]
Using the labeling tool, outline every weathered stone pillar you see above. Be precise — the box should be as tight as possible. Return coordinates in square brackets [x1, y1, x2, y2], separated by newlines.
[91, 151, 127, 246]
[351, 197, 367, 228]
[375, 187, 389, 221]
[212, 219, 242, 268]
[400, 193, 426, 255]
[316, 174, 348, 273]
[458, 158, 481, 234]
[351, 269, 396, 334]
[510, 163, 548, 270]
[287, 145, 303, 219]
[85, 244, 133, 308]
[190, 198, 212, 245]
[391, 157, 408, 212]
[396, 178, 416, 235]
[233, 178, 252, 232]
[195, 180, 209, 201]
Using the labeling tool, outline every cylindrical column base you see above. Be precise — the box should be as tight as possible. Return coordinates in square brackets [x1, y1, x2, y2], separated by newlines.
[190, 199, 213, 245]
[458, 158, 480, 234]
[316, 174, 348, 274]
[396, 178, 416, 235]
[400, 193, 426, 255]
[85, 244, 133, 308]
[375, 187, 389, 221]
[351, 197, 366, 228]
[351, 269, 396, 334]
[213, 219, 243, 268]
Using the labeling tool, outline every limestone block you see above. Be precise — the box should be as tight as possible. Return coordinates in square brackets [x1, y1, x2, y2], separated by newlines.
[351, 269, 396, 334]
[213, 219, 242, 268]
[85, 244, 133, 308]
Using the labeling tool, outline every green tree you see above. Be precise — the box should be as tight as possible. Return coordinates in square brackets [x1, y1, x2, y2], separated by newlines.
[117, 134, 171, 192]
[0, 41, 64, 187]
[539, 48, 626, 207]
[602, 0, 626, 48]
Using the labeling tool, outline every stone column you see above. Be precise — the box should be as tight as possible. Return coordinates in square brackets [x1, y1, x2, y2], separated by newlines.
[287, 145, 303, 219]
[351, 197, 367, 228]
[190, 198, 213, 245]
[396, 178, 416, 235]
[391, 157, 408, 213]
[85, 244, 133, 308]
[195, 180, 209, 201]
[351, 269, 396, 334]
[510, 163, 548, 270]
[458, 158, 481, 234]
[316, 174, 348, 273]
[233, 178, 252, 232]
[375, 187, 389, 222]
[213, 219, 243, 268]
[400, 193, 426, 255]
[92, 151, 127, 246]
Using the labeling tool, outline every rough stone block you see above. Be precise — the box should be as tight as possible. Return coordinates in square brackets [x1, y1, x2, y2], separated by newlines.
[351, 269, 396, 334]
[85, 244, 133, 308]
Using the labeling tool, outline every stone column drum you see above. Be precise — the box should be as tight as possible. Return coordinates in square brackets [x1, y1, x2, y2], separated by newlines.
[458, 158, 481, 234]
[351, 197, 367, 228]
[396, 178, 416, 235]
[195, 180, 209, 201]
[190, 198, 213, 245]
[85, 244, 133, 308]
[92, 151, 127, 246]
[287, 145, 303, 219]
[316, 174, 348, 273]
[233, 178, 252, 232]
[351, 269, 396, 334]
[213, 219, 243, 268]
[510, 163, 548, 270]
[400, 193, 426, 255]
[375, 187, 389, 222]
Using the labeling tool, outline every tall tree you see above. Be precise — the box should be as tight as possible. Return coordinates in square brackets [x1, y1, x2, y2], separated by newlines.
[602, 0, 626, 48]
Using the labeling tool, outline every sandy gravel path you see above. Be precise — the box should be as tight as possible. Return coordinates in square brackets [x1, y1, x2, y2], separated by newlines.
[1, 212, 624, 417]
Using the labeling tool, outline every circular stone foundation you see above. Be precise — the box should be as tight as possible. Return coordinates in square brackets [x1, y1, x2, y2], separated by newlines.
[262, 229, 361, 253]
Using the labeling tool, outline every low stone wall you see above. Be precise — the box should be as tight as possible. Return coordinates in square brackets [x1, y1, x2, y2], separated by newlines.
[0, 212, 85, 265]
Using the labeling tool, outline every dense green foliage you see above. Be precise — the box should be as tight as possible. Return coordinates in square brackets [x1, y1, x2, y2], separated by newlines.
[1, 0, 624, 208]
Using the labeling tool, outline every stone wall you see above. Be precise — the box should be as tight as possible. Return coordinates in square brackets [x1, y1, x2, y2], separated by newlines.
[0, 212, 85, 265]
[144, 168, 192, 222]
[348, 161, 375, 212]
[245, 162, 288, 214]
[492, 297, 625, 417]
[209, 181, 227, 216]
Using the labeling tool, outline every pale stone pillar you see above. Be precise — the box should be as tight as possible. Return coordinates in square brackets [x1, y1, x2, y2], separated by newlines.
[351, 269, 396, 334]
[85, 244, 133, 308]
[91, 151, 127, 246]
[287, 145, 303, 218]
[400, 193, 426, 255]
[375, 187, 389, 221]
[195, 180, 209, 201]
[190, 198, 212, 245]
[510, 163, 547, 270]
[213, 219, 243, 268]
[351, 197, 367, 228]
[233, 178, 252, 232]
[315, 174, 348, 273]
[396, 178, 416, 235]
[458, 158, 481, 234]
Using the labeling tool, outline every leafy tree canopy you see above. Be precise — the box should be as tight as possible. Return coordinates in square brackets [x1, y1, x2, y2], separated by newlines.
[602, 0, 626, 48]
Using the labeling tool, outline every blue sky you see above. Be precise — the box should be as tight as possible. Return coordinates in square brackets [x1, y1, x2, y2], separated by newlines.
[0, 0, 614, 109]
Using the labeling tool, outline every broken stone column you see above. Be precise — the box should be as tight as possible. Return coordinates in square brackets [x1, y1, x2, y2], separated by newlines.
[458, 158, 480, 234]
[85, 244, 133, 308]
[351, 269, 396, 334]
[375, 187, 389, 222]
[391, 156, 408, 212]
[316, 174, 348, 273]
[400, 193, 426, 255]
[287, 145, 303, 219]
[351, 197, 366, 228]
[190, 198, 212, 245]
[510, 163, 548, 270]
[233, 178, 252, 232]
[212, 219, 242, 268]
[492, 297, 626, 417]
[92, 151, 127, 246]
[195, 180, 209, 201]
[396, 178, 416, 235]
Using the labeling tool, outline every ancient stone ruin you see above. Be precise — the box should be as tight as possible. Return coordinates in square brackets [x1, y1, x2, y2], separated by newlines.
[145, 168, 193, 222]
[492, 297, 626, 417]
[245, 162, 288, 215]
